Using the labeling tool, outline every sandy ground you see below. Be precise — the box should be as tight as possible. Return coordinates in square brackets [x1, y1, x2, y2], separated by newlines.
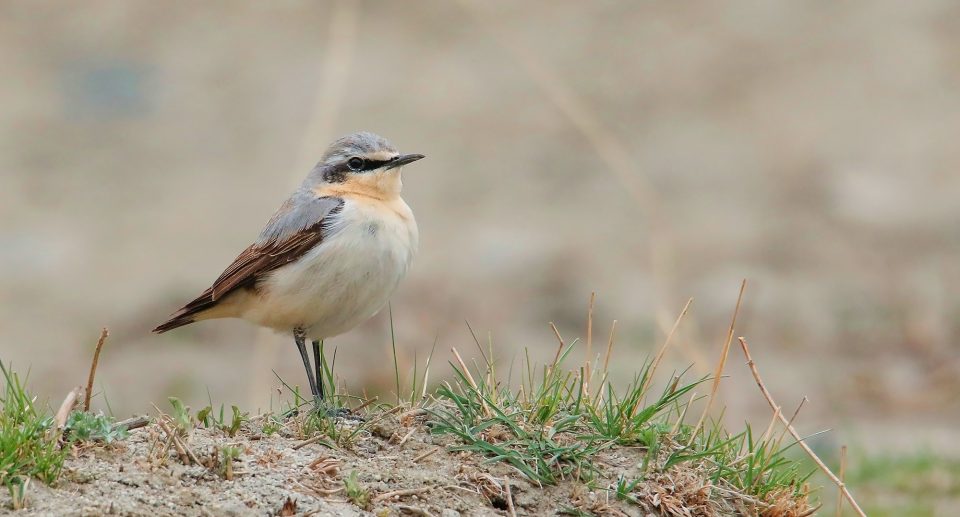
[4, 409, 812, 517]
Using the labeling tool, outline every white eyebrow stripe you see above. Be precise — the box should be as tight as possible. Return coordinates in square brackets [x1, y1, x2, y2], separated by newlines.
[364, 150, 399, 162]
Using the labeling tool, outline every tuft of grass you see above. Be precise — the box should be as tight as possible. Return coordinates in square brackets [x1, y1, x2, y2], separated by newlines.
[167, 397, 193, 434]
[219, 444, 242, 481]
[426, 298, 816, 514]
[260, 416, 282, 437]
[198, 402, 249, 438]
[0, 362, 67, 509]
[429, 343, 709, 485]
[344, 470, 371, 510]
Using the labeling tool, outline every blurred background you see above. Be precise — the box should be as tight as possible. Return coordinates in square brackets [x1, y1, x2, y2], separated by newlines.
[1, 1, 959, 510]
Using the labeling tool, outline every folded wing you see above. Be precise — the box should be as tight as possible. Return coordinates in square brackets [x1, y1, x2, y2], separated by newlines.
[153, 194, 344, 333]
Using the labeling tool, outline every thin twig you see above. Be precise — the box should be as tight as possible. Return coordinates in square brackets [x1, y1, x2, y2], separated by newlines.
[773, 397, 807, 452]
[412, 447, 439, 463]
[689, 280, 746, 445]
[450, 347, 490, 417]
[294, 434, 334, 451]
[112, 415, 149, 432]
[547, 322, 566, 375]
[760, 406, 781, 445]
[505, 479, 517, 517]
[352, 396, 378, 414]
[836, 445, 848, 517]
[372, 487, 431, 503]
[640, 298, 693, 398]
[585, 292, 595, 397]
[738, 337, 866, 517]
[395, 505, 435, 517]
[602, 319, 618, 375]
[397, 427, 416, 446]
[54, 386, 84, 430]
[155, 418, 189, 464]
[670, 391, 697, 437]
[83, 327, 109, 412]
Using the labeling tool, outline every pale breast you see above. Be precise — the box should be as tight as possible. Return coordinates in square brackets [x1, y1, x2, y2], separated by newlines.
[241, 195, 418, 338]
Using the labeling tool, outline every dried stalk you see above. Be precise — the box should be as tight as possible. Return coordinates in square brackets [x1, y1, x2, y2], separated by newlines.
[738, 337, 866, 517]
[83, 327, 109, 412]
[689, 280, 746, 445]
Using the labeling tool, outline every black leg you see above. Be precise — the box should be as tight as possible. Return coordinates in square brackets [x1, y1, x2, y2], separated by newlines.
[294, 328, 319, 400]
[312, 339, 324, 400]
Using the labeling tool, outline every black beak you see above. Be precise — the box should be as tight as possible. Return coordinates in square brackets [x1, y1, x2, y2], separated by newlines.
[386, 153, 425, 170]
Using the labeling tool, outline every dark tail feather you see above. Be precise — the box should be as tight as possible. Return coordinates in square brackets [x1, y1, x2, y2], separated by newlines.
[153, 289, 216, 333]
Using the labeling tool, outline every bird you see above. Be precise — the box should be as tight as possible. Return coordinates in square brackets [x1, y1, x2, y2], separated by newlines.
[153, 131, 423, 403]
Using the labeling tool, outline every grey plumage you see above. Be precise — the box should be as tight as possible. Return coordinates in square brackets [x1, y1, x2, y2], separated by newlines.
[153, 131, 422, 403]
[319, 131, 397, 166]
[257, 192, 344, 245]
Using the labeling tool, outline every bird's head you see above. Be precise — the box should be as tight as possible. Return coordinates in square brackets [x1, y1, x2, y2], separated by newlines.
[308, 131, 424, 199]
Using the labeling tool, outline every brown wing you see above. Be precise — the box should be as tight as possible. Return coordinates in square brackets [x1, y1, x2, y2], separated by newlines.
[208, 226, 325, 299]
[153, 195, 344, 333]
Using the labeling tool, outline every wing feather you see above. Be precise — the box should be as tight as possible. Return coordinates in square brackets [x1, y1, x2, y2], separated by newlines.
[153, 194, 344, 333]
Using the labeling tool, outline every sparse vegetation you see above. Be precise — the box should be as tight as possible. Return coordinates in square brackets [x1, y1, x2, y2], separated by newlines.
[219, 444, 243, 480]
[343, 470, 372, 510]
[0, 293, 902, 515]
[63, 411, 129, 443]
[427, 333, 815, 513]
[0, 363, 67, 510]
[197, 401, 249, 438]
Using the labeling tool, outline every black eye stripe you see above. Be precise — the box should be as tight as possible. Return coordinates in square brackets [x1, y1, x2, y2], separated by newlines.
[324, 157, 395, 182]
[361, 159, 390, 171]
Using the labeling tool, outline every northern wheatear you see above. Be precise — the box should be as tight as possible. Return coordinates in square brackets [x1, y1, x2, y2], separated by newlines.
[154, 132, 423, 401]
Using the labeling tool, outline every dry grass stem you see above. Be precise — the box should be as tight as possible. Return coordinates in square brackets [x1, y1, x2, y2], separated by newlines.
[760, 406, 781, 445]
[451, 346, 490, 417]
[671, 391, 697, 437]
[397, 427, 416, 446]
[113, 415, 149, 432]
[548, 322, 566, 375]
[412, 447, 439, 463]
[585, 292, 595, 396]
[689, 280, 746, 445]
[293, 434, 328, 451]
[372, 486, 431, 503]
[54, 386, 84, 430]
[83, 327, 109, 412]
[505, 479, 517, 517]
[155, 418, 189, 464]
[836, 445, 847, 517]
[602, 319, 618, 374]
[352, 396, 378, 414]
[640, 298, 693, 398]
[738, 337, 866, 517]
[395, 505, 435, 517]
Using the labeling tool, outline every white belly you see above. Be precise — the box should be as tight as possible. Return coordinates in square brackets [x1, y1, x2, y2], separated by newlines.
[237, 198, 417, 339]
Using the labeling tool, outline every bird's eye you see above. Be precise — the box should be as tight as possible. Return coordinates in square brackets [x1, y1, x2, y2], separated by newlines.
[347, 157, 365, 171]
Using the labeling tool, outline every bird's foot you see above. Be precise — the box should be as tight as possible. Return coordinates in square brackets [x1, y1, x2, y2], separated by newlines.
[279, 397, 365, 422]
[322, 406, 364, 421]
[306, 400, 365, 421]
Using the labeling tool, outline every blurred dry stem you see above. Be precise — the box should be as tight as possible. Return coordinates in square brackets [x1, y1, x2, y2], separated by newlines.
[639, 297, 693, 400]
[54, 386, 83, 430]
[836, 444, 847, 517]
[455, 0, 675, 309]
[247, 0, 360, 407]
[584, 292, 595, 397]
[689, 279, 746, 445]
[83, 327, 109, 412]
